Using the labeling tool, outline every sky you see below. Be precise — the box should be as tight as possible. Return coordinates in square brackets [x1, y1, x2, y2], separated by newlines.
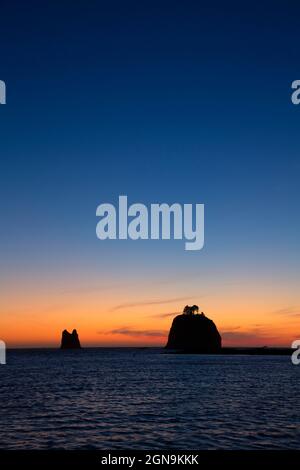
[0, 0, 299, 347]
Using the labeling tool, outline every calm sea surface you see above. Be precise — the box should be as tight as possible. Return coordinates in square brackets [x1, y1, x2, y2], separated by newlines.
[0, 348, 299, 449]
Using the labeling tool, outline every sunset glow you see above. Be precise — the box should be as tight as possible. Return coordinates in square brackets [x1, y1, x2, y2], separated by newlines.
[1, 269, 299, 347]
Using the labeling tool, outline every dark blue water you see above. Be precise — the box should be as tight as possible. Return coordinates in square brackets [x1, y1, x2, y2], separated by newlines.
[0, 348, 299, 449]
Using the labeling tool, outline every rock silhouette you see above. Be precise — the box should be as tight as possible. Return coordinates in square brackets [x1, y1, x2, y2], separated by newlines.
[165, 305, 221, 352]
[60, 329, 81, 349]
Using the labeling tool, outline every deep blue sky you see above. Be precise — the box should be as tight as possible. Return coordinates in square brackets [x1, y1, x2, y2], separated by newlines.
[0, 0, 299, 291]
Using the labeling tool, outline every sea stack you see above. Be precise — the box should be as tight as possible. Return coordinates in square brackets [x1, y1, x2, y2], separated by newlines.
[165, 305, 221, 352]
[60, 329, 81, 349]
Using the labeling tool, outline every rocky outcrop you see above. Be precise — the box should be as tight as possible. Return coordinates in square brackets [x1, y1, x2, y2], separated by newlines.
[165, 306, 221, 352]
[60, 329, 81, 349]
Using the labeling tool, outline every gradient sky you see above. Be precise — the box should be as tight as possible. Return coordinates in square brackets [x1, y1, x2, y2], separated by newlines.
[0, 0, 300, 347]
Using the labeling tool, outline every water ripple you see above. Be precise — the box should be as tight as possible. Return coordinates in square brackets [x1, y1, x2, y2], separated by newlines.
[0, 349, 300, 449]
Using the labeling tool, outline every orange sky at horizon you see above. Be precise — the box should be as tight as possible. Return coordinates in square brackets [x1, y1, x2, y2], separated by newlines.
[1, 271, 299, 348]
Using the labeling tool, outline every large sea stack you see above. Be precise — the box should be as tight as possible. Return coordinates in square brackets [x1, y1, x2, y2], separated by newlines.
[165, 305, 221, 352]
[60, 329, 81, 349]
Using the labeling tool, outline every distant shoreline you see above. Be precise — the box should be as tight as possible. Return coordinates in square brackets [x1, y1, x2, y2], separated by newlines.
[6, 346, 293, 355]
[166, 347, 293, 356]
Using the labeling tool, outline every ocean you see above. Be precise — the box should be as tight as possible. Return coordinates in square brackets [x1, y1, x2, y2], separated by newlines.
[0, 348, 299, 450]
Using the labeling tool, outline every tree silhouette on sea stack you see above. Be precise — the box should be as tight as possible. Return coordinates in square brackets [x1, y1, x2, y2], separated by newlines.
[183, 305, 199, 315]
[166, 305, 221, 352]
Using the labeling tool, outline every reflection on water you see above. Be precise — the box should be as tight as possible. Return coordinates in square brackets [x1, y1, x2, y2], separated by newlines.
[0, 348, 299, 449]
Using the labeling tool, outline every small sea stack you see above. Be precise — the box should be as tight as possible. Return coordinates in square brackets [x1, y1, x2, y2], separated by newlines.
[165, 305, 221, 353]
[60, 329, 81, 349]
